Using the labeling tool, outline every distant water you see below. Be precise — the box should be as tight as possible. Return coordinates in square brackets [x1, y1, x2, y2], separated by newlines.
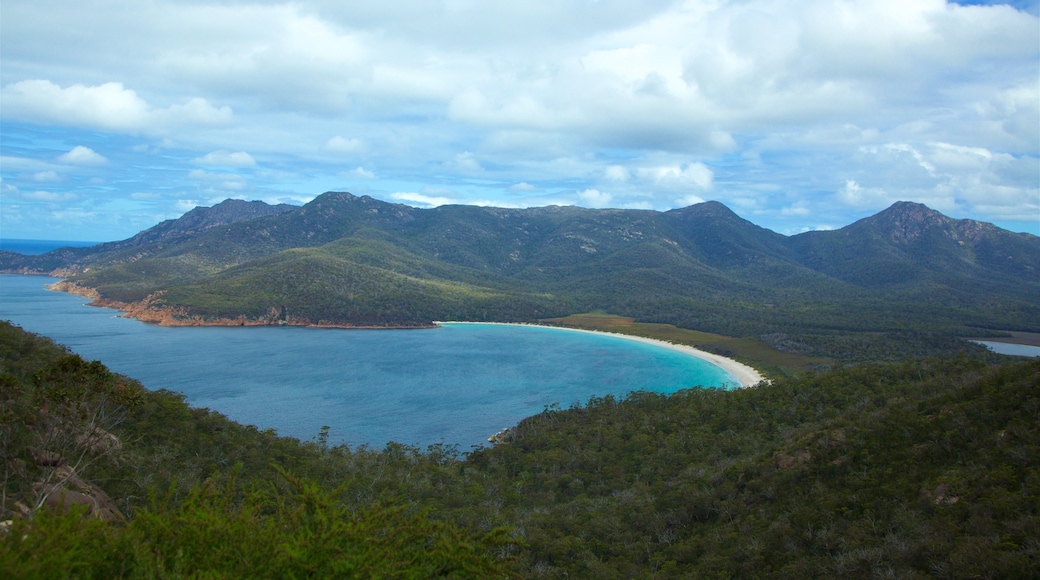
[972, 341, 1040, 358]
[0, 274, 736, 449]
[0, 239, 100, 255]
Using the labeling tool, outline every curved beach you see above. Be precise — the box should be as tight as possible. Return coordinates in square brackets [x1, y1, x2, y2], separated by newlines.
[438, 322, 766, 389]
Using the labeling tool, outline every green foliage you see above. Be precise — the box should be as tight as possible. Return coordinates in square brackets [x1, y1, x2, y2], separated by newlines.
[2, 321, 1038, 577]
[0, 505, 129, 578]
[0, 471, 517, 579]
[1, 327, 146, 520]
[125, 470, 517, 578]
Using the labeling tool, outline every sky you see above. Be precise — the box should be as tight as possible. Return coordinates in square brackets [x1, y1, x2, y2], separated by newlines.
[1, 0, 1038, 242]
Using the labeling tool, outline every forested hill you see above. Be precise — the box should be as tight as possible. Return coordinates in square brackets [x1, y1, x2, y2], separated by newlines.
[2, 321, 1037, 577]
[2, 194, 1037, 356]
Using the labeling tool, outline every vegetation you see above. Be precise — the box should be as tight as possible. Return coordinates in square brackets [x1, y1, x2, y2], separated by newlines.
[2, 195, 1037, 360]
[2, 321, 1037, 577]
[1, 194, 1037, 574]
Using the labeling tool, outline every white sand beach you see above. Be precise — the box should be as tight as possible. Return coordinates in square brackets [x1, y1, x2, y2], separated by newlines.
[437, 322, 766, 389]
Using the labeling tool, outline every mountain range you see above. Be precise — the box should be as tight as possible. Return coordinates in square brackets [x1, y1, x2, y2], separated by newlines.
[3, 193, 1037, 359]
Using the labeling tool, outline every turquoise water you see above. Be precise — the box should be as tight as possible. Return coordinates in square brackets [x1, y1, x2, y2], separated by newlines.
[0, 274, 736, 449]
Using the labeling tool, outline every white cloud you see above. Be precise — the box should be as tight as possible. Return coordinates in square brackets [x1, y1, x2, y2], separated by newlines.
[175, 199, 202, 212]
[675, 194, 705, 207]
[444, 152, 483, 173]
[193, 150, 256, 167]
[577, 188, 612, 208]
[1, 0, 1038, 238]
[32, 171, 60, 182]
[326, 136, 365, 153]
[836, 179, 891, 209]
[604, 165, 629, 181]
[780, 203, 812, 217]
[637, 163, 713, 190]
[390, 192, 456, 207]
[58, 146, 107, 165]
[509, 182, 539, 192]
[186, 169, 246, 191]
[347, 166, 376, 179]
[0, 80, 231, 133]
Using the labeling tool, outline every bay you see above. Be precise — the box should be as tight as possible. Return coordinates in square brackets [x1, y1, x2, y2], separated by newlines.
[0, 274, 736, 449]
[972, 340, 1040, 358]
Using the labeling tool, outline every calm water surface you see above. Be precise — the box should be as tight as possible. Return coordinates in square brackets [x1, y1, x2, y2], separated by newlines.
[973, 341, 1040, 358]
[0, 274, 735, 449]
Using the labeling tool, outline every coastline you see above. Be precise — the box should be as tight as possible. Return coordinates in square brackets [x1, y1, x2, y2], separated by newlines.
[437, 321, 766, 389]
[36, 275, 765, 386]
[45, 280, 436, 329]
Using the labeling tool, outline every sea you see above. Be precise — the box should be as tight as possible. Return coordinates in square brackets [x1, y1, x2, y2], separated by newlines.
[0, 273, 737, 449]
[0, 238, 100, 255]
[972, 341, 1040, 358]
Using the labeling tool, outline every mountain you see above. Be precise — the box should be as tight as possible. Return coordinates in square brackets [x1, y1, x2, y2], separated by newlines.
[120, 198, 299, 247]
[0, 198, 298, 274]
[790, 201, 1039, 288]
[2, 194, 1038, 355]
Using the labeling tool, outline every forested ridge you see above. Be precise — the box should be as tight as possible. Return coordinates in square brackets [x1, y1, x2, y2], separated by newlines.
[2, 194, 1038, 361]
[2, 321, 1037, 577]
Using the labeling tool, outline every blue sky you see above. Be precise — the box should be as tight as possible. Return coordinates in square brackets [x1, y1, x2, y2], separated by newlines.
[2, 0, 1037, 242]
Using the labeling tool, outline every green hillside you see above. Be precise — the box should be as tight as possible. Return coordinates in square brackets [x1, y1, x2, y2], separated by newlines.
[2, 194, 1038, 362]
[2, 322, 1037, 577]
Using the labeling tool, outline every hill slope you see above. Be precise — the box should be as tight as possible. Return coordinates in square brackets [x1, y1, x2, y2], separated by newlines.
[2, 195, 1037, 352]
[2, 321, 1037, 577]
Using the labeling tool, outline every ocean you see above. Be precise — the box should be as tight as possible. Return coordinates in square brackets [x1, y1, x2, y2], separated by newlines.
[0, 274, 736, 449]
[0, 238, 100, 255]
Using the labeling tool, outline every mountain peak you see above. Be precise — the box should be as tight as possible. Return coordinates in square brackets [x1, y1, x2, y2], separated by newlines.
[856, 201, 954, 243]
[665, 200, 741, 222]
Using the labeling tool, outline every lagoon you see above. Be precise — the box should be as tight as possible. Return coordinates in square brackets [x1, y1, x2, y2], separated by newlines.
[0, 274, 736, 449]
[972, 341, 1040, 358]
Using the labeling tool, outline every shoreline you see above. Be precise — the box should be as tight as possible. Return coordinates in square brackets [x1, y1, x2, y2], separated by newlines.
[437, 321, 766, 389]
[33, 275, 766, 386]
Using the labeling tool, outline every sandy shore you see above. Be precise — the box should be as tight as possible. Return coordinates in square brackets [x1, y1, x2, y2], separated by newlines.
[437, 321, 766, 389]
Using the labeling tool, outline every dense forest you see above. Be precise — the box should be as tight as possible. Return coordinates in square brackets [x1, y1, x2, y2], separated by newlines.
[2, 320, 1037, 577]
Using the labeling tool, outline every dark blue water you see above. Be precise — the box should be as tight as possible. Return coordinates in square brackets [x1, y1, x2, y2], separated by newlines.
[0, 239, 100, 255]
[0, 274, 735, 449]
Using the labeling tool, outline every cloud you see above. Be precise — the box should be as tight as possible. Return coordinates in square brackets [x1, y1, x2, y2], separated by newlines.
[347, 166, 376, 179]
[390, 192, 456, 207]
[675, 194, 705, 207]
[836, 179, 890, 208]
[58, 146, 107, 165]
[780, 203, 812, 217]
[0, 80, 230, 132]
[444, 152, 483, 173]
[1, 0, 1038, 239]
[193, 150, 256, 167]
[175, 199, 202, 212]
[637, 163, 714, 190]
[604, 165, 630, 181]
[187, 169, 247, 191]
[32, 171, 60, 182]
[577, 188, 612, 208]
[24, 190, 77, 202]
[509, 182, 540, 192]
[326, 136, 365, 153]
